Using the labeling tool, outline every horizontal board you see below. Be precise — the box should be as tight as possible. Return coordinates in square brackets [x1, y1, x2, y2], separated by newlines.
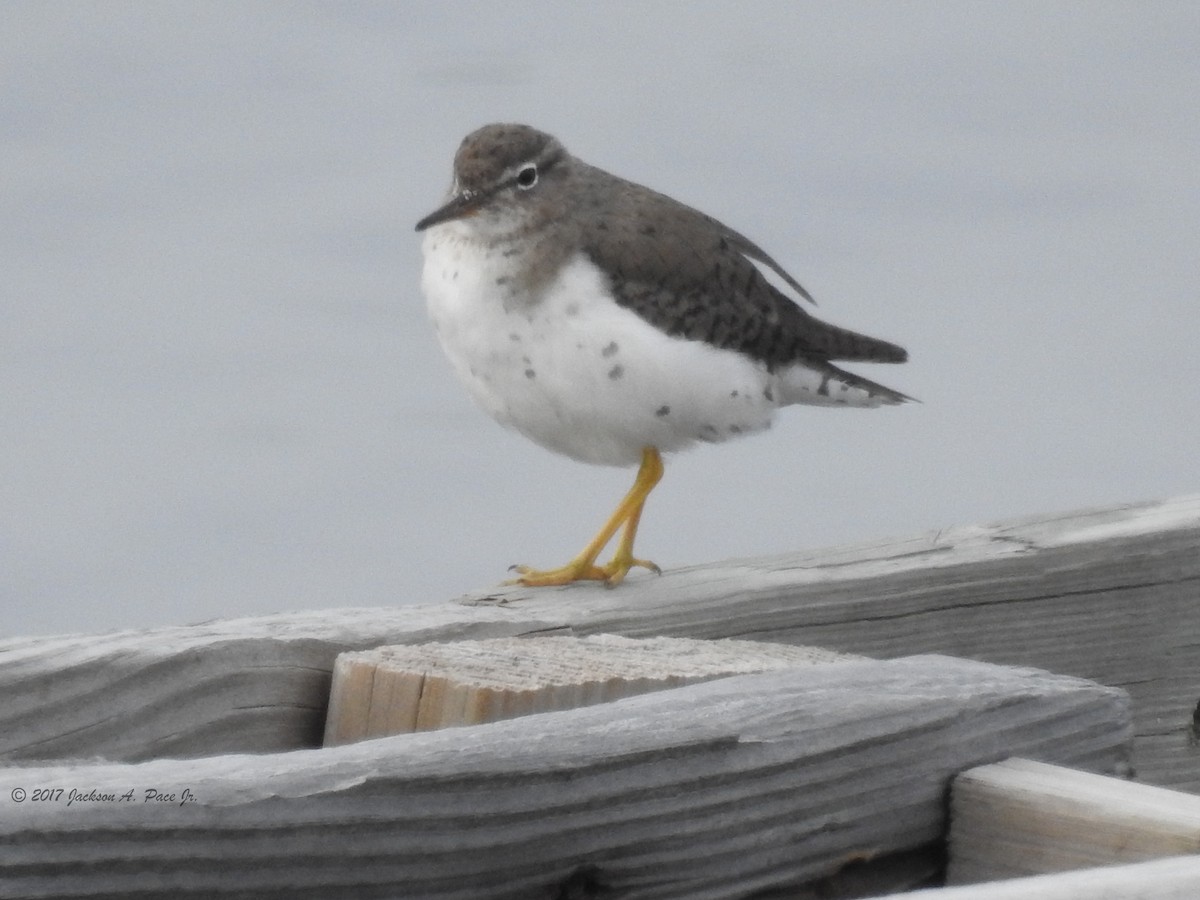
[462, 494, 1200, 789]
[0, 606, 563, 761]
[0, 494, 1193, 784]
[895, 856, 1200, 900]
[949, 757, 1200, 883]
[0, 656, 1129, 900]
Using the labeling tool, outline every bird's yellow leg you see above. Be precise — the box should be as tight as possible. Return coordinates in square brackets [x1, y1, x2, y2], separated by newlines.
[597, 449, 663, 585]
[509, 448, 664, 587]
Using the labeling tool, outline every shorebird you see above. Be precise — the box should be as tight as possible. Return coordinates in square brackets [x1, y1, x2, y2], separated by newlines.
[417, 124, 910, 586]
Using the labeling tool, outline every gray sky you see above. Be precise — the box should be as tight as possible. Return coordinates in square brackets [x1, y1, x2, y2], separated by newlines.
[4, 2, 1198, 638]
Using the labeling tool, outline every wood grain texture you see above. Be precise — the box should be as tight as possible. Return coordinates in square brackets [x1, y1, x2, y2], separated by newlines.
[0, 657, 1129, 900]
[948, 757, 1200, 884]
[324, 635, 855, 744]
[0, 606, 563, 762]
[0, 494, 1193, 778]
[460, 494, 1200, 789]
[893, 857, 1200, 900]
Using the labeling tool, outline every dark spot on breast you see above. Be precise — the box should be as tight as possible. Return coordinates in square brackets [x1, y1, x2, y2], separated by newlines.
[565, 303, 580, 317]
[763, 386, 774, 402]
[452, 270, 459, 280]
[495, 276, 509, 286]
[655, 405, 670, 417]
[509, 333, 521, 342]
[525, 368, 536, 379]
[729, 424, 742, 434]
[640, 223, 657, 236]
[608, 364, 624, 380]
[502, 247, 519, 258]
[601, 341, 619, 358]
[730, 389, 739, 398]
[818, 375, 831, 397]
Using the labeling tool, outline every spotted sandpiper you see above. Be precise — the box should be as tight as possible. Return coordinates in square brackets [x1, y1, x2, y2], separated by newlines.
[416, 123, 910, 587]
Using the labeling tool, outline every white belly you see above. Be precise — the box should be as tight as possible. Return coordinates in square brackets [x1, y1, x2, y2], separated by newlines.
[421, 225, 779, 467]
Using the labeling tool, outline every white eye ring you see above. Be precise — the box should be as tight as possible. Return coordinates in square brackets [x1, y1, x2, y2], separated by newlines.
[515, 164, 538, 190]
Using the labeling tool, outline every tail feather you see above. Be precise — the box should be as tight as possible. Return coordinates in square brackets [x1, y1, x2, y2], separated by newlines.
[807, 319, 908, 364]
[779, 359, 915, 408]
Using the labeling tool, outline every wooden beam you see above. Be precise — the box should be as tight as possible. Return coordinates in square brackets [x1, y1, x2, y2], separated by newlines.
[0, 605, 563, 762]
[948, 757, 1200, 884]
[893, 857, 1200, 900]
[1, 494, 1194, 780]
[323, 635, 855, 744]
[461, 493, 1200, 789]
[0, 656, 1129, 900]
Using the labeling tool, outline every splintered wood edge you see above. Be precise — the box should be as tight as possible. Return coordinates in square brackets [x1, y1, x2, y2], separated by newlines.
[323, 634, 859, 745]
[948, 758, 1200, 885]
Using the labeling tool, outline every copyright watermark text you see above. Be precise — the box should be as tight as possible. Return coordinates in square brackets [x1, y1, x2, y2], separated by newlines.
[10, 787, 198, 806]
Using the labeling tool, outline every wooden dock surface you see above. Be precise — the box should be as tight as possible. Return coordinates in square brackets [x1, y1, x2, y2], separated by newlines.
[2, 493, 1195, 782]
[0, 656, 1127, 899]
[1, 493, 1197, 898]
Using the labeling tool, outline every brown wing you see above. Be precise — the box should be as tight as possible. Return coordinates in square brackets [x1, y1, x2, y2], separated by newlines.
[575, 163, 907, 370]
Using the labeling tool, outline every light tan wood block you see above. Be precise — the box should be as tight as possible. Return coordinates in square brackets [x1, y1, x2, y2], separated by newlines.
[323, 634, 855, 745]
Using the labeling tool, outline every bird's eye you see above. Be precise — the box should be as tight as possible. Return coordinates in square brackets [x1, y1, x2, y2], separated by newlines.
[515, 164, 538, 190]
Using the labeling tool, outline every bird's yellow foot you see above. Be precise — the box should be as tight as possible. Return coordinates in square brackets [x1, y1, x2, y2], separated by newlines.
[596, 551, 660, 587]
[505, 447, 666, 589]
[505, 560, 608, 587]
[507, 554, 660, 588]
[598, 558, 660, 587]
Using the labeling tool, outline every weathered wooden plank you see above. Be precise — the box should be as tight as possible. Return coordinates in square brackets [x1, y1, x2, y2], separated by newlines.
[460, 493, 1200, 789]
[892, 857, 1200, 900]
[324, 635, 854, 744]
[0, 657, 1129, 900]
[948, 757, 1200, 884]
[0, 494, 1193, 778]
[0, 606, 562, 762]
